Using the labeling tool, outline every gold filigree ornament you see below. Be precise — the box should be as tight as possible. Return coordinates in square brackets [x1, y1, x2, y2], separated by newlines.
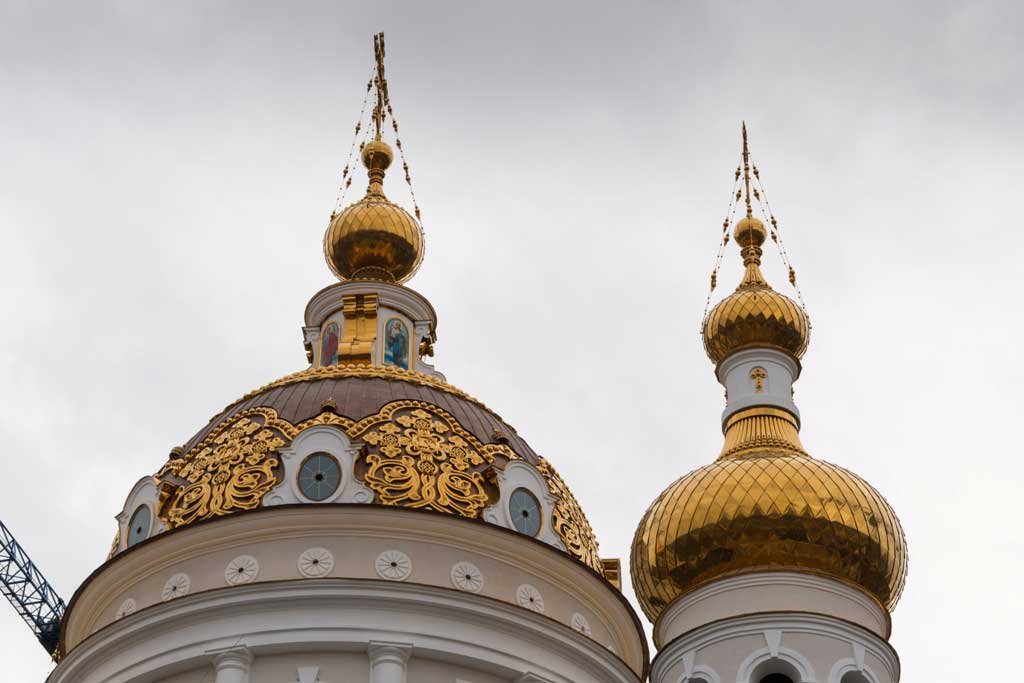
[536, 458, 602, 572]
[354, 402, 497, 518]
[159, 408, 295, 529]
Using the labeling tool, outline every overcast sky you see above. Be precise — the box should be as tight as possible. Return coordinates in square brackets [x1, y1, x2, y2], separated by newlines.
[1, 1, 1021, 680]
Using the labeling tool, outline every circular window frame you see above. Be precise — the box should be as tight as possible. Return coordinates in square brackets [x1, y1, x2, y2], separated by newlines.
[508, 487, 543, 537]
[126, 504, 153, 548]
[296, 452, 343, 502]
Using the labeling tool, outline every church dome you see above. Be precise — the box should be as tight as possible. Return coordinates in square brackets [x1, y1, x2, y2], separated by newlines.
[137, 364, 602, 573]
[702, 215, 809, 363]
[324, 140, 424, 283]
[630, 453, 908, 623]
[630, 123, 906, 629]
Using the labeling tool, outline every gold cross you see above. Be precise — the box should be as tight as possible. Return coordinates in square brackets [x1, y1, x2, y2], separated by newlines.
[750, 367, 767, 392]
[372, 32, 387, 139]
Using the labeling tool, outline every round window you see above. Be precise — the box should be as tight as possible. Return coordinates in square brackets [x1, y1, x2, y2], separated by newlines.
[126, 505, 152, 548]
[509, 488, 542, 536]
[298, 452, 342, 501]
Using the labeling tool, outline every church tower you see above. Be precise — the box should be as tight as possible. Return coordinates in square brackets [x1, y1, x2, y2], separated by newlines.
[49, 35, 648, 683]
[630, 126, 908, 683]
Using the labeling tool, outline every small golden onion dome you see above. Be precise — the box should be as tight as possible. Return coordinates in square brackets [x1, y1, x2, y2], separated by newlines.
[630, 453, 908, 623]
[324, 139, 424, 283]
[702, 215, 809, 363]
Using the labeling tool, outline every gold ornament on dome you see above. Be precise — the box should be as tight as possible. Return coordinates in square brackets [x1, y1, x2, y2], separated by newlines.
[537, 458, 602, 571]
[630, 454, 908, 625]
[158, 408, 293, 529]
[149, 398, 599, 573]
[354, 403, 496, 517]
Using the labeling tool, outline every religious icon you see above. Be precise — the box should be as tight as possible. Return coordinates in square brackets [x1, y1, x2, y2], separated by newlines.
[383, 318, 409, 370]
[320, 321, 339, 366]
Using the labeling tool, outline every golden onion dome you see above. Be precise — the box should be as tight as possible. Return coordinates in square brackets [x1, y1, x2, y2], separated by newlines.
[630, 453, 908, 623]
[631, 123, 905, 628]
[702, 215, 809, 363]
[324, 139, 424, 283]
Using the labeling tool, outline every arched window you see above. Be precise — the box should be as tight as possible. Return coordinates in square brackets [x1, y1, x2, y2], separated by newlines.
[751, 658, 801, 683]
[841, 673, 871, 683]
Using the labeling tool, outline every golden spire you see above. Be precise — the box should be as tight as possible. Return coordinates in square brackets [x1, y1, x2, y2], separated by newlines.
[742, 121, 753, 218]
[702, 123, 809, 363]
[362, 32, 394, 198]
[372, 32, 387, 141]
[323, 33, 424, 284]
[733, 122, 769, 289]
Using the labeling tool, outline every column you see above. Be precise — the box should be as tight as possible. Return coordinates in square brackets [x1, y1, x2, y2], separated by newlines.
[207, 645, 253, 683]
[368, 641, 412, 683]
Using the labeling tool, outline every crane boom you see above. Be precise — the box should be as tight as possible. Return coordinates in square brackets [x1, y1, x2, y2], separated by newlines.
[0, 518, 65, 655]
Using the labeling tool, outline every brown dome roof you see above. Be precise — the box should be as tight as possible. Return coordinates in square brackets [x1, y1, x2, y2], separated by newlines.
[182, 367, 536, 462]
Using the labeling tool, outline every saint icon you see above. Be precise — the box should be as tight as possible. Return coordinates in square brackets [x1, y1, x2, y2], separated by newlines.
[320, 321, 339, 366]
[383, 318, 409, 370]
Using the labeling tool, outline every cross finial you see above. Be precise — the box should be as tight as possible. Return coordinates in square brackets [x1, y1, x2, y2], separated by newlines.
[741, 121, 752, 218]
[372, 32, 387, 140]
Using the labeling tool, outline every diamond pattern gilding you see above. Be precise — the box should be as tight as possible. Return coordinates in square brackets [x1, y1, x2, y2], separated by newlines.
[630, 454, 907, 622]
[703, 286, 809, 362]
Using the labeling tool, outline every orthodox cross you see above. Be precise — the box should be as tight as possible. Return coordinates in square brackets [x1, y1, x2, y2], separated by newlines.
[741, 120, 753, 217]
[750, 367, 767, 393]
[372, 32, 388, 139]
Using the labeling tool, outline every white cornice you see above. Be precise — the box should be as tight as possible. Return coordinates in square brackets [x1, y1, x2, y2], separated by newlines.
[53, 580, 641, 683]
[656, 572, 890, 644]
[63, 505, 646, 675]
[652, 612, 899, 683]
[304, 280, 437, 330]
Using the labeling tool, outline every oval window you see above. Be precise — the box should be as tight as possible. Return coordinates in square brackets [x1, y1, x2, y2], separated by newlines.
[126, 505, 152, 548]
[509, 488, 542, 536]
[298, 452, 342, 501]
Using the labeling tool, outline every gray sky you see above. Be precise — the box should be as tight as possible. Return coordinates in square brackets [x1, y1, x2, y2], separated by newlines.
[1, 1, 1020, 680]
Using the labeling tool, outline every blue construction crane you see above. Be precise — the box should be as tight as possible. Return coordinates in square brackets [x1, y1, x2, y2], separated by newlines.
[0, 518, 65, 656]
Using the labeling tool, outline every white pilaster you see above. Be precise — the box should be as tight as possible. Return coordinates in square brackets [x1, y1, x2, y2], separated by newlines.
[207, 645, 253, 683]
[368, 641, 412, 683]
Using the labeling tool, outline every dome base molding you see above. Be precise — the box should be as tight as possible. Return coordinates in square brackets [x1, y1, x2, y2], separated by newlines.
[653, 610, 899, 683]
[52, 580, 639, 683]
